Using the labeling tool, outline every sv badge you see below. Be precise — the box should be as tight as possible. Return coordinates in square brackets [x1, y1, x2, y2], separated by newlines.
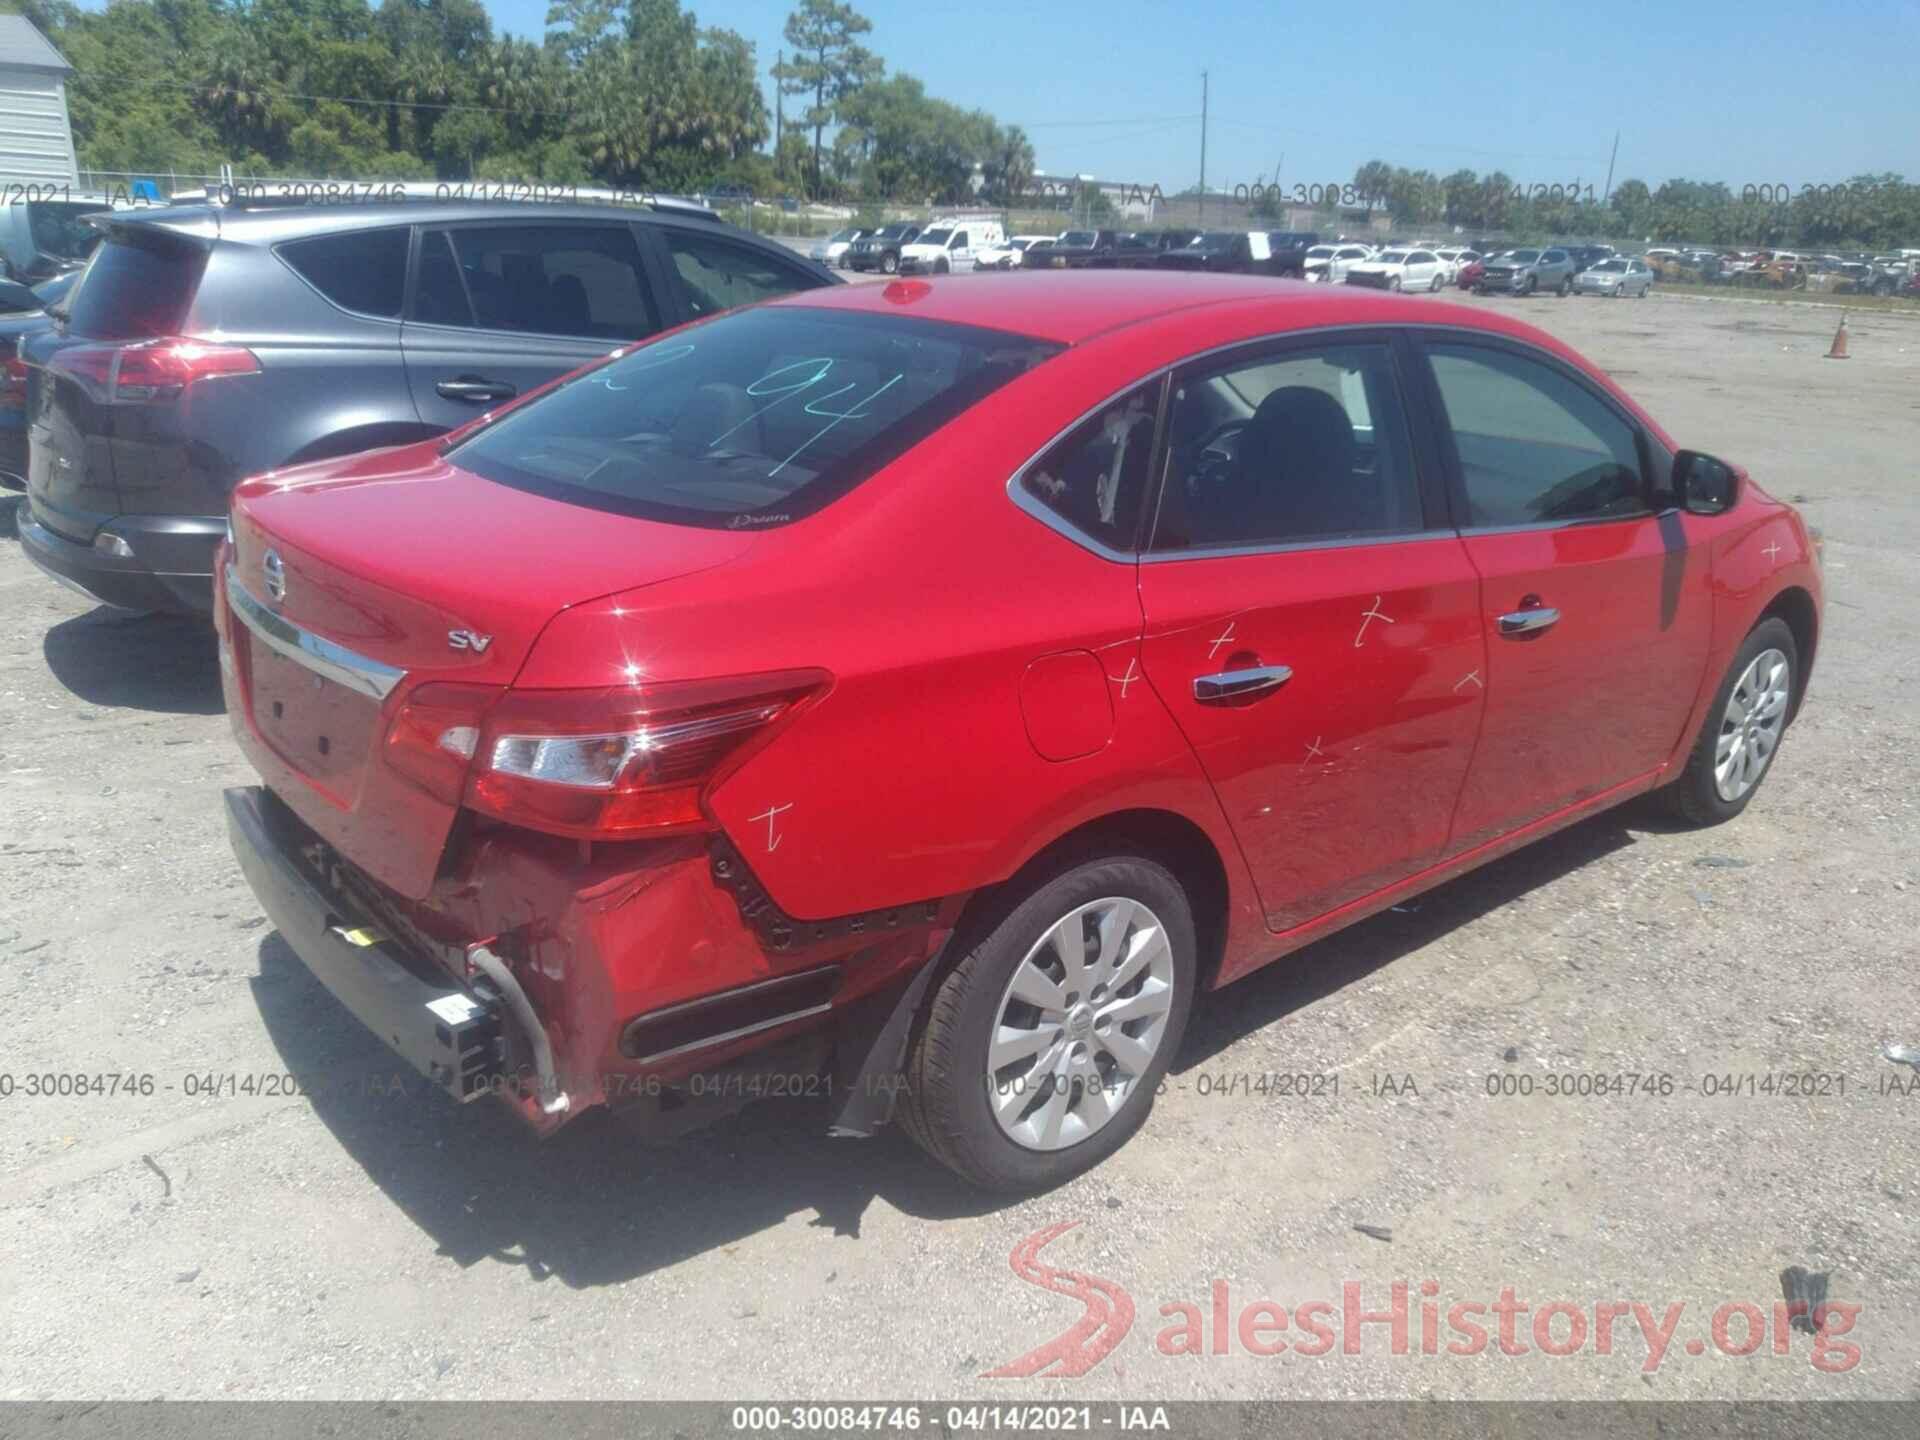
[447, 629, 493, 653]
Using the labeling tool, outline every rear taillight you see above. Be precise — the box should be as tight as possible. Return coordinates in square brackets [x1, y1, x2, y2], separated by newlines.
[48, 336, 259, 404]
[384, 671, 828, 841]
[0, 347, 25, 409]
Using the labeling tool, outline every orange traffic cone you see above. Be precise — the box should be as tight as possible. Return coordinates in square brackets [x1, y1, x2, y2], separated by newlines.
[1825, 315, 1849, 359]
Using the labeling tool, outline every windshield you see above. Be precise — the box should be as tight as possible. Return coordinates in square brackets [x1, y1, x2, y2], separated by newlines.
[1591, 260, 1627, 273]
[1509, 249, 1542, 263]
[917, 229, 952, 246]
[828, 227, 859, 243]
[66, 232, 206, 340]
[1060, 231, 1095, 246]
[450, 307, 1062, 529]
[877, 224, 913, 240]
[1379, 251, 1408, 263]
[1306, 246, 1335, 258]
[1198, 232, 1239, 247]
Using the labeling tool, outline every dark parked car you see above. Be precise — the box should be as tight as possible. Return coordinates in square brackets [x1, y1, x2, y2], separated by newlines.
[1112, 229, 1202, 268]
[844, 222, 923, 274]
[0, 270, 82, 494]
[1157, 230, 1265, 274]
[1033, 228, 1120, 268]
[1265, 230, 1321, 277]
[17, 197, 836, 613]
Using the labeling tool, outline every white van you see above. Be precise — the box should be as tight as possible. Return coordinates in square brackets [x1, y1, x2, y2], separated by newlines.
[899, 218, 1006, 274]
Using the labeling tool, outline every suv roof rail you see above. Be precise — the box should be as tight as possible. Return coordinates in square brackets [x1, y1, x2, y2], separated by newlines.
[159, 180, 720, 220]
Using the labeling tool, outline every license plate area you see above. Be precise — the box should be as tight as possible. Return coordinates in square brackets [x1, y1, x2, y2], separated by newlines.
[244, 630, 382, 804]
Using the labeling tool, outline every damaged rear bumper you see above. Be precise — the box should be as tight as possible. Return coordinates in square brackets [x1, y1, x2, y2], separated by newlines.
[225, 785, 504, 1103]
[225, 784, 956, 1140]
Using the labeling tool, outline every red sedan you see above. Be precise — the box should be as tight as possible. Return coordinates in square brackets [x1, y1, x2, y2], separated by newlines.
[217, 272, 1820, 1190]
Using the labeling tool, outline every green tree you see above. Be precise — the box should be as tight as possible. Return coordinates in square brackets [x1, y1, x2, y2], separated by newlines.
[773, 0, 881, 195]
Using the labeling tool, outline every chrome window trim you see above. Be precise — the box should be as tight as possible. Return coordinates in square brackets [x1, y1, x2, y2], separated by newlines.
[225, 565, 407, 701]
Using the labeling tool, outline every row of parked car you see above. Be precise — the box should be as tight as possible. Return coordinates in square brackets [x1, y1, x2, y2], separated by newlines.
[811, 220, 1327, 277]
[1646, 247, 1920, 296]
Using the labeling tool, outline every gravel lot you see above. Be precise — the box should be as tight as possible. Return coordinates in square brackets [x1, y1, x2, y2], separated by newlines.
[1, 287, 1916, 1404]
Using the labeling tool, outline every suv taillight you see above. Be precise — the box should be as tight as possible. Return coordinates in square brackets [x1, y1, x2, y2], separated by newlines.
[49, 336, 259, 404]
[385, 671, 829, 841]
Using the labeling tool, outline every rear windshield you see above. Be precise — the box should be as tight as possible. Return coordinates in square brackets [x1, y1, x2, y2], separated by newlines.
[24, 201, 105, 264]
[66, 233, 206, 340]
[449, 306, 1063, 529]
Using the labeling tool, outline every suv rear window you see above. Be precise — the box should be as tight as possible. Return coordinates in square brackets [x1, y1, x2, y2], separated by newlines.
[66, 233, 207, 340]
[278, 228, 409, 317]
[449, 306, 1062, 529]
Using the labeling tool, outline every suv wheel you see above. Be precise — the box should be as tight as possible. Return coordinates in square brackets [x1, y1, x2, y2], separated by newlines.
[1656, 618, 1798, 825]
[882, 253, 899, 275]
[1558, 274, 1572, 296]
[898, 855, 1196, 1191]
[1524, 275, 1538, 295]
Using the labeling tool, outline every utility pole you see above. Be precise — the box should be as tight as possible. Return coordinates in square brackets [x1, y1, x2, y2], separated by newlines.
[1602, 130, 1619, 207]
[1198, 70, 1209, 222]
[775, 50, 784, 155]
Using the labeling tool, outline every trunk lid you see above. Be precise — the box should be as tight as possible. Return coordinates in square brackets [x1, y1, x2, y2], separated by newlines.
[226, 448, 757, 897]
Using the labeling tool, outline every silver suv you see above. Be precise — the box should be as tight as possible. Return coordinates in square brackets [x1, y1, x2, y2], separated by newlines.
[1476, 246, 1576, 296]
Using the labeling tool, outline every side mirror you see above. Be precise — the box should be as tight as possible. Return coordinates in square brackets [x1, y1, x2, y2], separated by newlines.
[1674, 450, 1739, 515]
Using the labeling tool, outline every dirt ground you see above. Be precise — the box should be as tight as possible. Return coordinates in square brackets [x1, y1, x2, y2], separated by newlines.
[1, 288, 1916, 1404]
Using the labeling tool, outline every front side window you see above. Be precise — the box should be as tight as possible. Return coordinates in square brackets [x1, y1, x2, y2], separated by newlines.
[1152, 341, 1422, 551]
[1427, 343, 1645, 527]
[450, 306, 1060, 529]
[1018, 381, 1159, 552]
[663, 230, 815, 319]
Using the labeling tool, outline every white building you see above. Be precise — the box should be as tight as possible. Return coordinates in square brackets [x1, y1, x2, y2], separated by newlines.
[0, 16, 77, 188]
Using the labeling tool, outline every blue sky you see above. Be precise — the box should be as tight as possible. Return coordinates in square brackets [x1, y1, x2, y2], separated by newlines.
[479, 0, 1915, 193]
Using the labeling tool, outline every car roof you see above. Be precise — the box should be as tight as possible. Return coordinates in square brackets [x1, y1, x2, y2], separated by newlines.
[771, 269, 1543, 347]
[100, 198, 742, 246]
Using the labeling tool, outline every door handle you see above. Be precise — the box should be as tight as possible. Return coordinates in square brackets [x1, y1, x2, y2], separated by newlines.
[1498, 606, 1562, 636]
[436, 376, 517, 403]
[1194, 664, 1292, 702]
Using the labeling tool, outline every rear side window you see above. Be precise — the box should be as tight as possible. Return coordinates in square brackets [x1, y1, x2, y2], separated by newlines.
[415, 224, 659, 341]
[1427, 344, 1645, 526]
[1019, 381, 1160, 552]
[279, 228, 409, 317]
[449, 306, 1061, 529]
[66, 234, 207, 340]
[662, 230, 818, 319]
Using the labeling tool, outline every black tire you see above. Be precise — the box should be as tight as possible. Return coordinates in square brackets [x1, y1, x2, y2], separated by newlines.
[898, 853, 1197, 1191]
[1656, 617, 1798, 826]
[1558, 274, 1572, 296]
[1389, 275, 1401, 292]
[935, 257, 950, 274]
[1524, 275, 1538, 295]
[881, 253, 898, 275]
